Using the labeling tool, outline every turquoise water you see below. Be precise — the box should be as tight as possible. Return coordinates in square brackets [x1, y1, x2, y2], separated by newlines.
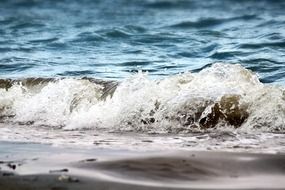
[0, 0, 284, 83]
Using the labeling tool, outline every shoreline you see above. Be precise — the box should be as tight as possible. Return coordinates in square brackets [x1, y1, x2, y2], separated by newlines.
[1, 141, 285, 190]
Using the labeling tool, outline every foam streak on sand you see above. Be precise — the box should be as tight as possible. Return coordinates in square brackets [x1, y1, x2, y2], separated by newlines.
[0, 63, 284, 133]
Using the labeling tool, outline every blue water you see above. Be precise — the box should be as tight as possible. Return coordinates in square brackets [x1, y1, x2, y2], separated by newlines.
[0, 0, 285, 83]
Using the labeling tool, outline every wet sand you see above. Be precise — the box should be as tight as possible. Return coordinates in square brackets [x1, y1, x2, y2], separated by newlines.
[0, 141, 285, 190]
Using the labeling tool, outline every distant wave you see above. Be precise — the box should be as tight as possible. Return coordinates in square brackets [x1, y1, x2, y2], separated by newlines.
[0, 63, 284, 133]
[168, 15, 257, 29]
[0, 0, 284, 81]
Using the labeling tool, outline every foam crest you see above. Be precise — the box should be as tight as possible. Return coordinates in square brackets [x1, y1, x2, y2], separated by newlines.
[0, 79, 103, 127]
[0, 63, 284, 132]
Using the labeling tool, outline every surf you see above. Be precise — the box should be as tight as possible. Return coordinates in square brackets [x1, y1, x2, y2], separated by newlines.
[0, 63, 284, 133]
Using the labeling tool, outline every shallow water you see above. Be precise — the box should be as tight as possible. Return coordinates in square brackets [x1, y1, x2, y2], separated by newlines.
[1, 123, 285, 154]
[0, 0, 285, 154]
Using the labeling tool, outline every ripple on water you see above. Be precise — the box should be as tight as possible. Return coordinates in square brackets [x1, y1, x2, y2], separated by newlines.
[0, 0, 284, 82]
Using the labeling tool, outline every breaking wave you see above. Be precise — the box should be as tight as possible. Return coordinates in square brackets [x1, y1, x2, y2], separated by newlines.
[0, 63, 284, 133]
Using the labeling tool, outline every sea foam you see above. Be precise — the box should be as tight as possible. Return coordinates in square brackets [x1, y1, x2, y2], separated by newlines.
[0, 63, 284, 133]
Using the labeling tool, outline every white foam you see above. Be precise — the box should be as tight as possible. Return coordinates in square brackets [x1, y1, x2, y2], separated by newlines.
[0, 79, 103, 127]
[0, 63, 284, 132]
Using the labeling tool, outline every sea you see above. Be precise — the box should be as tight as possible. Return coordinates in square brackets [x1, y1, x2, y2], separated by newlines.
[0, 0, 285, 153]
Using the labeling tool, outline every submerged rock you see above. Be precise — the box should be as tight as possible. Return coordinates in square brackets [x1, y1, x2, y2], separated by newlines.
[199, 95, 248, 129]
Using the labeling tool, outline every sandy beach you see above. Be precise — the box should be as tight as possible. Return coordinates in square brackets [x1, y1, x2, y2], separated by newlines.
[1, 141, 285, 190]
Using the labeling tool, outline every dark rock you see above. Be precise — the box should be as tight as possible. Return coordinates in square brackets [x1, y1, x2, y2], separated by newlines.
[49, 168, 69, 173]
[85, 158, 97, 162]
[7, 163, 16, 170]
[2, 172, 14, 176]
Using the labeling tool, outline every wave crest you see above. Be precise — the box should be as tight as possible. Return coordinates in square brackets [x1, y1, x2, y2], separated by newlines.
[0, 63, 284, 133]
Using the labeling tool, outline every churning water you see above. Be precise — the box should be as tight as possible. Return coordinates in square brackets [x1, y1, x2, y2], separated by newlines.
[0, 0, 285, 152]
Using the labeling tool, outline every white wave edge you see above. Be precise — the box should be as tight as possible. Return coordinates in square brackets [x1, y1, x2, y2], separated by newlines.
[0, 63, 284, 132]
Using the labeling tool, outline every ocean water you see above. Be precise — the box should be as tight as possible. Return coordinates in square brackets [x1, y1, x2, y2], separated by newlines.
[0, 0, 285, 152]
